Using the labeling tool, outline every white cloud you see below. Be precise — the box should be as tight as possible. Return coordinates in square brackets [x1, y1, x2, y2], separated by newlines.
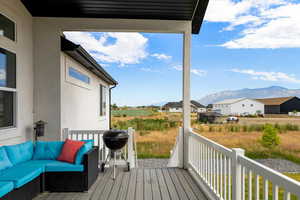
[64, 32, 148, 66]
[151, 53, 171, 60]
[140, 67, 160, 73]
[173, 65, 182, 71]
[222, 3, 300, 49]
[205, 0, 284, 25]
[172, 65, 207, 76]
[230, 68, 300, 83]
[191, 69, 207, 76]
[205, 0, 300, 49]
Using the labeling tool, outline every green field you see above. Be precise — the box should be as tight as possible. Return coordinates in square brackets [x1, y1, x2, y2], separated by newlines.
[112, 109, 154, 117]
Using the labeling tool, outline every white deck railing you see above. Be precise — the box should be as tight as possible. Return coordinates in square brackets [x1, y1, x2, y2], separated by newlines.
[188, 130, 300, 200]
[62, 127, 137, 169]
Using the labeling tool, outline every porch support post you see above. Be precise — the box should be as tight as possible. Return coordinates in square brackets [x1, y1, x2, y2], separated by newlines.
[182, 25, 191, 169]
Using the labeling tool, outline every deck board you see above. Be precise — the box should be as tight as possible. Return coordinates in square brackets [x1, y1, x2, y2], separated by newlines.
[34, 167, 208, 200]
[150, 169, 162, 200]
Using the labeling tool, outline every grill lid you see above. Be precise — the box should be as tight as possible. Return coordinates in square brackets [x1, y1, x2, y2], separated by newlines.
[103, 129, 128, 139]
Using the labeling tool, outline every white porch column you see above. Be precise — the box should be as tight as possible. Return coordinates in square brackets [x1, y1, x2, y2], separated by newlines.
[182, 26, 191, 169]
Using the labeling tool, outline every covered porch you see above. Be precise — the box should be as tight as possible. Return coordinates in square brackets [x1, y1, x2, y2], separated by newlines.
[1, 0, 300, 199]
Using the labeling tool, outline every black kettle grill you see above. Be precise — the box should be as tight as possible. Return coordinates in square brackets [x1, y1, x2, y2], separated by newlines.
[103, 130, 129, 150]
[101, 130, 130, 179]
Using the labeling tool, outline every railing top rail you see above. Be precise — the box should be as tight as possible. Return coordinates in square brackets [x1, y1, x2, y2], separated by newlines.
[239, 155, 300, 196]
[189, 130, 233, 157]
[68, 130, 107, 134]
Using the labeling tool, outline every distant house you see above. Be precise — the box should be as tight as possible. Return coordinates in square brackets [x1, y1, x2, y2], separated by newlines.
[191, 100, 207, 113]
[256, 96, 300, 114]
[162, 100, 206, 113]
[213, 98, 264, 116]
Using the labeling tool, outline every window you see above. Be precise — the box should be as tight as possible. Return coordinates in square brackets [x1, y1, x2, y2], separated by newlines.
[68, 67, 90, 84]
[251, 104, 254, 107]
[0, 48, 16, 88]
[242, 104, 245, 107]
[0, 14, 15, 41]
[0, 48, 16, 128]
[0, 91, 14, 127]
[100, 85, 106, 116]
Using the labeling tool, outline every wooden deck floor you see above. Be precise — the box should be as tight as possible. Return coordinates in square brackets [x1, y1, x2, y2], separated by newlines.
[34, 168, 207, 200]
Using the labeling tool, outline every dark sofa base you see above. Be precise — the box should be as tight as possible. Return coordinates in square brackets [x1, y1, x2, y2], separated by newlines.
[45, 172, 86, 192]
[1, 174, 42, 200]
[45, 147, 99, 192]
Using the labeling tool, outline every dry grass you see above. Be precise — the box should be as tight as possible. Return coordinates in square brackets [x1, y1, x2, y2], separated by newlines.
[239, 117, 300, 125]
[192, 127, 300, 163]
[135, 128, 178, 158]
[135, 128, 178, 143]
[193, 127, 300, 151]
[113, 110, 300, 162]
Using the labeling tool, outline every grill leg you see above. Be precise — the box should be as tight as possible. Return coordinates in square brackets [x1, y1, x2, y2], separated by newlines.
[113, 152, 116, 180]
[101, 151, 111, 172]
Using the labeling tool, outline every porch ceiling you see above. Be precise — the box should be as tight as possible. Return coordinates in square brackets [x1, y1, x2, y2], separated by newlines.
[21, 0, 209, 34]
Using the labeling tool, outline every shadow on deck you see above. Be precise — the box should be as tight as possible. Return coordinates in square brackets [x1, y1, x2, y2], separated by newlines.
[34, 168, 208, 200]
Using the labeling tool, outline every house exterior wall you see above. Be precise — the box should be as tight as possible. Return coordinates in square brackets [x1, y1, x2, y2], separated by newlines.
[213, 104, 231, 115]
[280, 97, 300, 114]
[169, 108, 183, 112]
[265, 105, 280, 114]
[230, 99, 264, 115]
[33, 21, 61, 141]
[213, 99, 264, 116]
[60, 53, 110, 131]
[197, 108, 207, 113]
[0, 0, 34, 145]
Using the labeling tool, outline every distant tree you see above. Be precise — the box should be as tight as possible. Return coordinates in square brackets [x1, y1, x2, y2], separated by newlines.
[111, 103, 118, 110]
[256, 110, 262, 115]
[207, 104, 213, 109]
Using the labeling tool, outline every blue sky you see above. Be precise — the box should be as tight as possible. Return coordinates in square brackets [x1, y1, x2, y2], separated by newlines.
[65, 0, 300, 106]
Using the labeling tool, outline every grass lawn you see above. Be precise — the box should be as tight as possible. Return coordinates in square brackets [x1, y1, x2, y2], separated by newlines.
[112, 109, 153, 117]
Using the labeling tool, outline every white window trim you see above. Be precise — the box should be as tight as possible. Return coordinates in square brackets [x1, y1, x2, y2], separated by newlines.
[65, 59, 91, 90]
[0, 12, 17, 43]
[100, 84, 107, 118]
[0, 11, 17, 133]
[0, 48, 17, 130]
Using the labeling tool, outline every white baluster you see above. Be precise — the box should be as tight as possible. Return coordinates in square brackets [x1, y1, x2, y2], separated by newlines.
[255, 174, 260, 200]
[284, 191, 291, 200]
[264, 179, 268, 200]
[272, 184, 278, 200]
[248, 170, 252, 200]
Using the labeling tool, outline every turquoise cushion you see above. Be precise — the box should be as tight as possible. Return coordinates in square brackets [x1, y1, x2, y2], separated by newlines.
[33, 141, 64, 160]
[0, 181, 14, 198]
[0, 147, 12, 171]
[17, 160, 58, 172]
[5, 141, 34, 165]
[45, 160, 84, 172]
[0, 166, 43, 188]
[75, 140, 93, 165]
[17, 160, 83, 172]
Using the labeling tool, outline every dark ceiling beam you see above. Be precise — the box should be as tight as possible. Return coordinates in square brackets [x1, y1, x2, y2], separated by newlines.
[21, 0, 209, 34]
[192, 0, 209, 34]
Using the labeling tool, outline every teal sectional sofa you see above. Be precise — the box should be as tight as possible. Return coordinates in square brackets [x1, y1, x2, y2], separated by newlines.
[0, 140, 99, 200]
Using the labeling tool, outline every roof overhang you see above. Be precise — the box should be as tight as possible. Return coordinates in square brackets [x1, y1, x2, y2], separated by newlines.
[61, 37, 118, 85]
[21, 0, 209, 34]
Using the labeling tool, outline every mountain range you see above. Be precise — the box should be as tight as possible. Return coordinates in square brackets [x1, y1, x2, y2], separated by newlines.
[198, 86, 300, 105]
